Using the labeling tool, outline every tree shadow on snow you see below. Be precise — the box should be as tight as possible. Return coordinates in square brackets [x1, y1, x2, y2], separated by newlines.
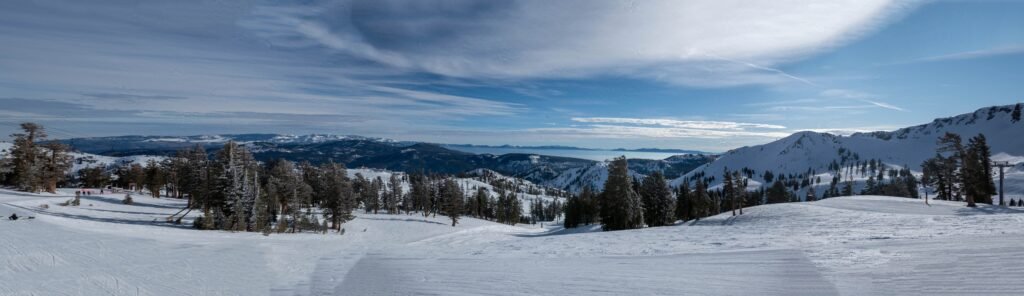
[954, 205, 1024, 216]
[514, 224, 602, 237]
[78, 195, 182, 210]
[4, 204, 193, 229]
[355, 216, 448, 226]
[81, 207, 168, 216]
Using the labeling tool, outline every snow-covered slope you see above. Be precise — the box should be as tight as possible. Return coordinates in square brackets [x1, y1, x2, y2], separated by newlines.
[1, 141, 165, 176]
[69, 151, 165, 174]
[350, 167, 565, 215]
[7, 190, 1024, 295]
[676, 104, 1024, 192]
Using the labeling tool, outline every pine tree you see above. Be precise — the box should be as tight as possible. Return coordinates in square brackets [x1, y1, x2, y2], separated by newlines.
[410, 173, 431, 217]
[693, 181, 709, 220]
[767, 180, 789, 204]
[473, 187, 488, 218]
[387, 173, 403, 214]
[723, 170, 736, 215]
[731, 171, 746, 215]
[967, 134, 996, 204]
[39, 141, 72, 193]
[8, 123, 45, 192]
[1013, 103, 1021, 123]
[578, 186, 599, 225]
[181, 145, 210, 209]
[563, 193, 581, 228]
[640, 171, 674, 227]
[317, 160, 355, 231]
[252, 167, 272, 234]
[364, 176, 382, 214]
[1, 123, 71, 194]
[599, 157, 644, 231]
[938, 133, 975, 206]
[212, 141, 253, 230]
[441, 178, 464, 226]
[143, 159, 164, 198]
[675, 181, 692, 222]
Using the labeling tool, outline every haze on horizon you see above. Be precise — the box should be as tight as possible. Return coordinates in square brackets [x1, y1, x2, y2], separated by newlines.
[1, 0, 1022, 151]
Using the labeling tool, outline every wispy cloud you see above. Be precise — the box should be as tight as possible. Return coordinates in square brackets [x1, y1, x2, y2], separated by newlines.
[241, 0, 916, 87]
[821, 89, 906, 112]
[861, 100, 904, 111]
[527, 117, 791, 140]
[0, 0, 523, 138]
[909, 45, 1024, 63]
[571, 117, 786, 130]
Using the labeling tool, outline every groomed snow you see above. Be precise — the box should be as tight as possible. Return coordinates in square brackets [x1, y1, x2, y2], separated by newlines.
[4, 189, 1024, 295]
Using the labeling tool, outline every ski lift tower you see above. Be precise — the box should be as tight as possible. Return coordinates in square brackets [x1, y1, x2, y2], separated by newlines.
[993, 161, 1013, 206]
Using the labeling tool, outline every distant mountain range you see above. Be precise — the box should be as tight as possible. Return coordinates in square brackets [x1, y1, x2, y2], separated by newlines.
[60, 134, 714, 192]
[443, 143, 708, 154]
[57, 104, 1024, 194]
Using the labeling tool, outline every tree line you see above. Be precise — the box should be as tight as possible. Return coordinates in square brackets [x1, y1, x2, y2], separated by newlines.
[89, 142, 547, 232]
[563, 157, 756, 231]
[921, 132, 996, 207]
[0, 123, 73, 193]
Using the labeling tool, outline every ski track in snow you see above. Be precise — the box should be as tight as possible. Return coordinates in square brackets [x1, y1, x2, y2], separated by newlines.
[4, 188, 1024, 295]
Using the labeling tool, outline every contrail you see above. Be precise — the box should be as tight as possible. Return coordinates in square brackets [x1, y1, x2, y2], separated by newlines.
[702, 53, 819, 87]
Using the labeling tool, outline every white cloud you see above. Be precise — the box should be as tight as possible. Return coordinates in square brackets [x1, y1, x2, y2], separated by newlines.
[539, 117, 791, 140]
[571, 117, 786, 130]
[795, 126, 903, 136]
[0, 1, 523, 138]
[243, 0, 919, 87]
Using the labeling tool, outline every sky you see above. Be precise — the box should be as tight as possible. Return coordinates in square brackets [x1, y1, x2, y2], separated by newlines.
[1, 0, 1022, 152]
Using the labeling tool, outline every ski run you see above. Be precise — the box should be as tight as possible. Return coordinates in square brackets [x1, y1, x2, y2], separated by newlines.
[4, 187, 1024, 295]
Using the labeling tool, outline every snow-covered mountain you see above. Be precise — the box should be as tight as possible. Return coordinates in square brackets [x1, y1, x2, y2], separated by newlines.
[139, 133, 395, 145]
[675, 104, 1024, 191]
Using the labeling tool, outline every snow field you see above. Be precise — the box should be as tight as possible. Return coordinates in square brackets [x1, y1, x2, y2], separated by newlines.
[4, 189, 1024, 295]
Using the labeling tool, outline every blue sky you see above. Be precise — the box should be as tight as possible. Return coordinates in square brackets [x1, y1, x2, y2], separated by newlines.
[1, 0, 1022, 152]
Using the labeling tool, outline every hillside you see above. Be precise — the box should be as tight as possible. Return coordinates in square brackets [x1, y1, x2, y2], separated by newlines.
[675, 104, 1024, 197]
[6, 189, 1024, 295]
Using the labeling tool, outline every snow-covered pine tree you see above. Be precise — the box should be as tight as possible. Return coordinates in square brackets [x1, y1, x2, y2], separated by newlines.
[387, 173, 402, 214]
[369, 177, 383, 214]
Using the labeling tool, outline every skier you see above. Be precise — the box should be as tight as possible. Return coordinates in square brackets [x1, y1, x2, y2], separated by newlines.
[8, 213, 18, 221]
